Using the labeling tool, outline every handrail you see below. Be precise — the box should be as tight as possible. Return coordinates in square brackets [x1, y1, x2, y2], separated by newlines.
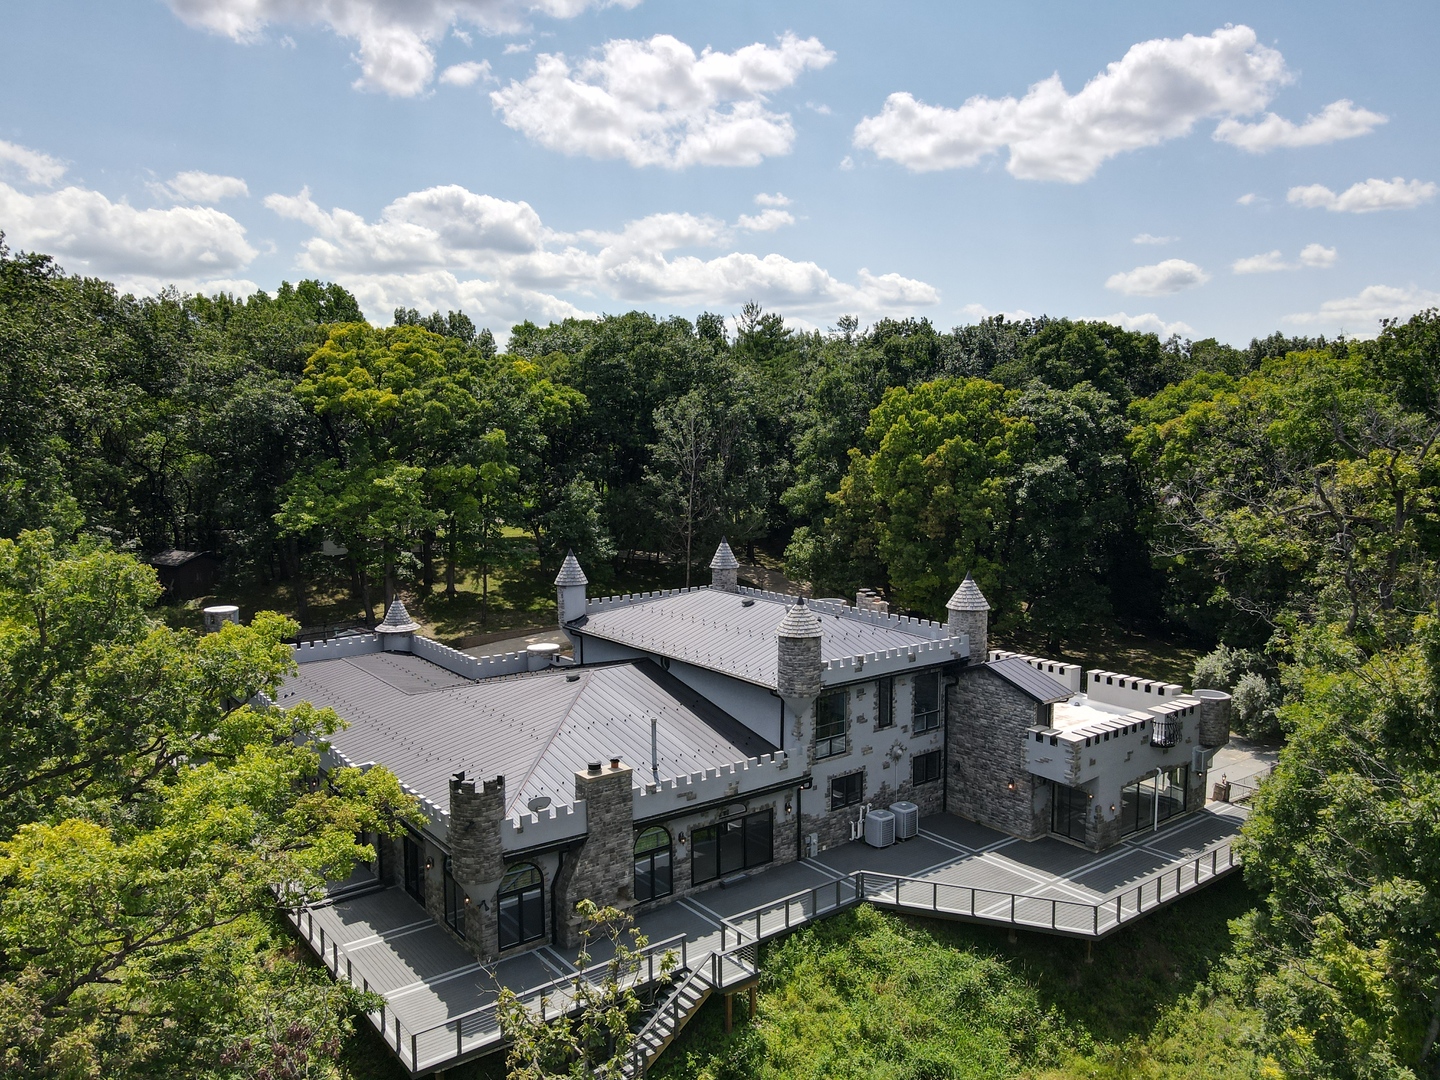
[629, 963, 712, 1076]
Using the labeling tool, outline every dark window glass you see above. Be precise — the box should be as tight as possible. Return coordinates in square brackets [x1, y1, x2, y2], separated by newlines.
[1051, 784, 1088, 841]
[815, 691, 849, 758]
[912, 671, 942, 733]
[830, 771, 864, 810]
[912, 749, 942, 785]
[442, 855, 465, 939]
[690, 809, 774, 885]
[634, 827, 673, 903]
[875, 677, 895, 729]
[402, 834, 425, 903]
[1118, 766, 1189, 838]
[498, 863, 544, 950]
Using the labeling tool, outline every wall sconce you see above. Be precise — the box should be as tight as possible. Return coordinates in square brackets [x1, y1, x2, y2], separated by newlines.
[463, 895, 471, 906]
[784, 798, 793, 815]
[1110, 804, 1117, 812]
[425, 857, 434, 870]
[678, 833, 687, 847]
[1006, 781, 1016, 791]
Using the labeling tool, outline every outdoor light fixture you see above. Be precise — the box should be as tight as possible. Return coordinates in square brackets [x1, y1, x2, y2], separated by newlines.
[1110, 804, 1117, 812]
[1007, 781, 1016, 790]
[678, 833, 687, 847]
[784, 798, 793, 815]
[425, 857, 434, 870]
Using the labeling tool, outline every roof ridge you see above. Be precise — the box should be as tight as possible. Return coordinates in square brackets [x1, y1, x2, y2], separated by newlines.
[503, 666, 592, 815]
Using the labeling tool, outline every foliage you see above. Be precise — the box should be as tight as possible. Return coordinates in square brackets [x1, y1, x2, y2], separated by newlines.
[496, 901, 676, 1079]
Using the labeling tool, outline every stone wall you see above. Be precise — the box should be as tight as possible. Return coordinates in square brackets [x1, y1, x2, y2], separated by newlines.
[448, 773, 506, 962]
[946, 668, 1048, 839]
[556, 761, 635, 946]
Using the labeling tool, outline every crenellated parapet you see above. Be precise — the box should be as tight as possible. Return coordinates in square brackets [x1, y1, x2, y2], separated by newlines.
[821, 636, 967, 684]
[501, 801, 588, 851]
[633, 750, 791, 817]
[293, 634, 382, 663]
[584, 586, 707, 613]
[989, 650, 1084, 692]
[411, 635, 530, 679]
[1085, 669, 1184, 710]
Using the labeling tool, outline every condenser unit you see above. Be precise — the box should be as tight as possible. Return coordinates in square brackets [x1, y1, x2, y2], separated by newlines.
[888, 801, 919, 840]
[864, 809, 896, 848]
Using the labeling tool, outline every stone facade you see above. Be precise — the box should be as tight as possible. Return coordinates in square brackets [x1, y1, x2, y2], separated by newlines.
[946, 668, 1049, 839]
[448, 773, 507, 961]
[709, 538, 740, 593]
[556, 761, 635, 946]
[1194, 689, 1232, 748]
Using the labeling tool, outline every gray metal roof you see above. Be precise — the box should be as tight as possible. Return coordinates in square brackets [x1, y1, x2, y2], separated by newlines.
[275, 652, 774, 818]
[985, 657, 1074, 703]
[572, 587, 946, 687]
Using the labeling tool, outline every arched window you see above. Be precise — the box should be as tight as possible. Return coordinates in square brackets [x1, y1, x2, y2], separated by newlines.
[634, 827, 673, 902]
[498, 863, 544, 950]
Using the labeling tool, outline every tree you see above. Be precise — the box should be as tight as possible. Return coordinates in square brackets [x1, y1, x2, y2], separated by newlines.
[0, 531, 418, 1077]
[497, 901, 676, 1079]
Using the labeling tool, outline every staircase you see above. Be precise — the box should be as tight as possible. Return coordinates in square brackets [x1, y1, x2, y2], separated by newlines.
[623, 965, 713, 1077]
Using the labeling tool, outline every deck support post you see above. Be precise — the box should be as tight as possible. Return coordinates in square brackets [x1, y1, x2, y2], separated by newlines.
[1085, 940, 1093, 964]
[748, 984, 757, 1018]
[724, 993, 734, 1033]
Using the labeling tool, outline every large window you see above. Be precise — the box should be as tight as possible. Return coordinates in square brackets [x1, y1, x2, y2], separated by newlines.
[1118, 766, 1189, 837]
[498, 863, 545, 950]
[875, 677, 895, 729]
[402, 834, 425, 904]
[442, 855, 465, 940]
[912, 749, 942, 786]
[1051, 783, 1089, 841]
[830, 770, 864, 810]
[912, 671, 943, 734]
[691, 809, 774, 885]
[634, 827, 673, 903]
[815, 691, 849, 758]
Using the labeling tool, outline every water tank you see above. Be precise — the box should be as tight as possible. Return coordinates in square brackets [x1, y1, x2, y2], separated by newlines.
[864, 809, 896, 848]
[888, 801, 919, 840]
[1193, 689, 1232, 748]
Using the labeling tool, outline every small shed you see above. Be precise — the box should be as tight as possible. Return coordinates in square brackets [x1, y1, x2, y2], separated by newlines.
[150, 549, 222, 599]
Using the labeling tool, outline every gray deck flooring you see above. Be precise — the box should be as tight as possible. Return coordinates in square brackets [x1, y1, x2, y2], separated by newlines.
[293, 802, 1246, 1074]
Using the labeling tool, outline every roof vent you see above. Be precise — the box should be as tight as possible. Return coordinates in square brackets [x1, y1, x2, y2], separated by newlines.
[609, 757, 622, 769]
[587, 761, 602, 774]
[566, 672, 580, 682]
[741, 597, 755, 607]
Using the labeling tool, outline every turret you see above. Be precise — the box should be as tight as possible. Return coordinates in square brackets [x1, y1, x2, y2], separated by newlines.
[710, 537, 740, 593]
[555, 551, 588, 632]
[776, 596, 823, 702]
[375, 597, 420, 652]
[946, 573, 990, 661]
[1194, 689, 1233, 749]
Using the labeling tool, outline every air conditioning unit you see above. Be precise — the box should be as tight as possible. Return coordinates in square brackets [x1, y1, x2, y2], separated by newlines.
[888, 801, 919, 840]
[864, 809, 896, 848]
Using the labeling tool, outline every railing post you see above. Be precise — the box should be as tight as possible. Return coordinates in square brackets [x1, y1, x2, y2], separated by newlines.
[1093, 903, 1099, 935]
[1009, 893, 1016, 923]
[458, 1020, 463, 1057]
[1115, 894, 1121, 925]
[970, 888, 975, 917]
[410, 1033, 417, 1070]
[933, 881, 938, 911]
[1051, 898, 1056, 930]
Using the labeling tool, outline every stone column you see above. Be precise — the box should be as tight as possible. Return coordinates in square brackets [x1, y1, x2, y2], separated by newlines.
[946, 573, 990, 661]
[710, 537, 740, 593]
[776, 598, 823, 751]
[1193, 689, 1232, 748]
[448, 772, 506, 962]
[557, 759, 635, 947]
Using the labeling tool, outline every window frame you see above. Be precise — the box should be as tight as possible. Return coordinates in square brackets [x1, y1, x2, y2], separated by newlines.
[402, 833, 425, 904]
[911, 670, 943, 734]
[829, 769, 864, 810]
[814, 690, 849, 759]
[690, 809, 774, 886]
[497, 862, 545, 951]
[875, 676, 895, 729]
[911, 749, 942, 786]
[442, 855, 465, 940]
[633, 826, 673, 903]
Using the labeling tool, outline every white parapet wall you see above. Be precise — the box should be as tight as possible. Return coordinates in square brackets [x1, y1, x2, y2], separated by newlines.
[989, 650, 1084, 692]
[501, 801, 589, 852]
[821, 636, 968, 685]
[633, 751, 792, 818]
[411, 634, 530, 680]
[1086, 669, 1184, 710]
[293, 634, 383, 664]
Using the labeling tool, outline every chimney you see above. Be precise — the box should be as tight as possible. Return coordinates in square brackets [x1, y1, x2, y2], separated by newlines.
[554, 551, 588, 632]
[709, 537, 740, 592]
[946, 572, 990, 661]
[775, 596, 823, 702]
[202, 605, 240, 634]
[375, 597, 420, 652]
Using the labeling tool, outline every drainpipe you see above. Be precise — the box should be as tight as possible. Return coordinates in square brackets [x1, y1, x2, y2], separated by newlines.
[550, 848, 565, 945]
[769, 689, 785, 751]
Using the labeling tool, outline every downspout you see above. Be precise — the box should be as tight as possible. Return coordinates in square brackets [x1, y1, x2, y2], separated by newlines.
[550, 847, 566, 945]
[769, 689, 784, 750]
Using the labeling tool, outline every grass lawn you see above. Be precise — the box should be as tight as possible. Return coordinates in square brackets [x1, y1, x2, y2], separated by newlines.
[1000, 623, 1205, 689]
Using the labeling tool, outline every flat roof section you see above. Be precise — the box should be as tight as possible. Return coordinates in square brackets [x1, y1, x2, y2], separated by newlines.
[276, 654, 775, 819]
[572, 588, 949, 688]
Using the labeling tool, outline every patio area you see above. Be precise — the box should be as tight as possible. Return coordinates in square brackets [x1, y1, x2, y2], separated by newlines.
[291, 799, 1248, 1075]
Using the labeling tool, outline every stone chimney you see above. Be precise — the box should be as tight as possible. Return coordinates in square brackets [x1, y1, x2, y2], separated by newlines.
[946, 573, 990, 661]
[375, 597, 420, 652]
[1193, 689, 1233, 749]
[776, 597, 823, 702]
[558, 759, 634, 946]
[709, 537, 740, 592]
[554, 551, 588, 632]
[202, 605, 240, 634]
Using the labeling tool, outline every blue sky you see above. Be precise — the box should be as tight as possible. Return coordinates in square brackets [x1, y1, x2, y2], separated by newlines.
[2, 1, 1436, 345]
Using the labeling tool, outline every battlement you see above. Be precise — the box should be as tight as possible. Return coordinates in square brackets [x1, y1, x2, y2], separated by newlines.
[501, 800, 588, 852]
[989, 650, 1084, 692]
[292, 634, 382, 663]
[584, 586, 707, 613]
[633, 751, 792, 817]
[412, 634, 529, 679]
[1086, 669, 1184, 710]
[821, 635, 967, 684]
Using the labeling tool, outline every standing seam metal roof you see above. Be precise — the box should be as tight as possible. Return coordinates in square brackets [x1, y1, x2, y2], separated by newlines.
[984, 657, 1074, 703]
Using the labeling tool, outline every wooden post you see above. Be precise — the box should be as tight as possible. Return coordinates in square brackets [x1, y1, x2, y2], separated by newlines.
[724, 993, 734, 1033]
[1085, 940, 1093, 964]
[748, 984, 757, 1019]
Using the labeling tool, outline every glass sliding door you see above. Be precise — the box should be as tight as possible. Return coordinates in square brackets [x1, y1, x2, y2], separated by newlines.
[1119, 766, 1189, 837]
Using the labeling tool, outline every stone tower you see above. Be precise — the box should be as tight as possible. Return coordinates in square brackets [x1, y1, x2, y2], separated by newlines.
[554, 551, 588, 631]
[946, 573, 990, 662]
[776, 596, 824, 751]
[1193, 689, 1233, 748]
[375, 597, 420, 652]
[710, 537, 740, 592]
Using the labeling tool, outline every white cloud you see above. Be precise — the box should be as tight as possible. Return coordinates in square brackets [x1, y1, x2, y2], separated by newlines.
[1100, 311, 1196, 337]
[0, 139, 67, 186]
[263, 181, 935, 326]
[839, 155, 854, 170]
[161, 170, 250, 202]
[490, 33, 834, 168]
[959, 302, 1036, 322]
[735, 208, 793, 232]
[0, 180, 256, 290]
[754, 192, 790, 207]
[1236, 192, 1262, 206]
[853, 25, 1291, 181]
[1287, 177, 1437, 213]
[162, 0, 640, 96]
[1231, 249, 1288, 274]
[1214, 98, 1385, 152]
[1285, 284, 1440, 333]
[1299, 243, 1337, 268]
[1132, 233, 1176, 245]
[1105, 259, 1210, 296]
[502, 40, 532, 55]
[439, 60, 493, 86]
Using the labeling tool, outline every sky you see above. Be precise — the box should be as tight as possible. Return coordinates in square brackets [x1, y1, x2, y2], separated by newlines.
[1, 1, 1437, 345]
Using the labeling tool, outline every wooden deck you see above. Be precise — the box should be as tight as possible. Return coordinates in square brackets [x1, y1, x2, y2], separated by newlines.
[290, 802, 1247, 1075]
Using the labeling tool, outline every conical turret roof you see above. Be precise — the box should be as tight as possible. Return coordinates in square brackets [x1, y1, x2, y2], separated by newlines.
[376, 597, 420, 634]
[710, 537, 740, 571]
[946, 573, 990, 612]
[776, 596, 823, 638]
[554, 550, 588, 587]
